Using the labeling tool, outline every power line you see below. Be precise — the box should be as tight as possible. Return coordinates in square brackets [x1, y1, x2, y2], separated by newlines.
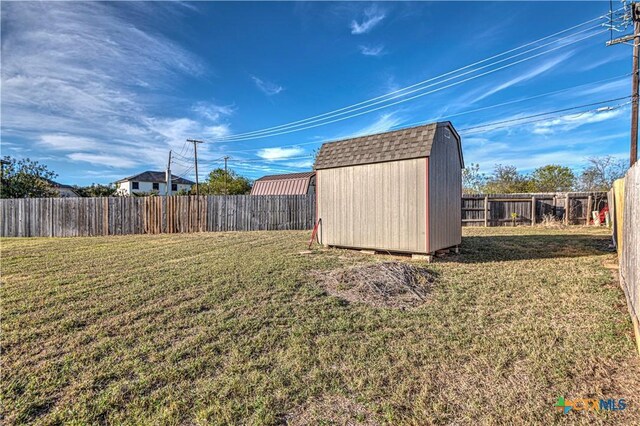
[215, 26, 602, 141]
[606, 1, 639, 166]
[176, 140, 191, 158]
[222, 72, 625, 156]
[460, 102, 630, 135]
[460, 104, 629, 135]
[228, 163, 309, 174]
[210, 97, 628, 165]
[211, 30, 607, 143]
[458, 96, 630, 132]
[211, 14, 610, 141]
[352, 74, 631, 138]
[172, 161, 195, 175]
[172, 166, 195, 181]
[227, 99, 629, 165]
[217, 26, 602, 141]
[170, 157, 193, 167]
[227, 155, 314, 163]
[171, 150, 194, 161]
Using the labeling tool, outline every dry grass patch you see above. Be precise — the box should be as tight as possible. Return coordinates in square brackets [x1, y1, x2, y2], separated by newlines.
[287, 394, 380, 426]
[1, 226, 639, 425]
[312, 262, 436, 309]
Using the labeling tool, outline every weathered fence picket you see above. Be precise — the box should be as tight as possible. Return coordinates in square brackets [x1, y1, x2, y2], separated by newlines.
[610, 164, 640, 354]
[461, 192, 607, 226]
[1, 191, 610, 238]
[0, 195, 316, 237]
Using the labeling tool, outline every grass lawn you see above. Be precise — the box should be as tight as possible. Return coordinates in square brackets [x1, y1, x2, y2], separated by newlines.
[2, 226, 639, 425]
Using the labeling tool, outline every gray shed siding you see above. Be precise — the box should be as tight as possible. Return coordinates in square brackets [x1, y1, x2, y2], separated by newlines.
[428, 124, 463, 251]
[317, 158, 427, 253]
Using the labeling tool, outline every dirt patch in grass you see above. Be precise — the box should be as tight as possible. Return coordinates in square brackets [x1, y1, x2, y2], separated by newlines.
[286, 395, 380, 426]
[313, 262, 436, 309]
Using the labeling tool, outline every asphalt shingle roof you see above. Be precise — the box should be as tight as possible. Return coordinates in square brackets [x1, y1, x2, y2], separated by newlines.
[117, 171, 195, 185]
[314, 122, 439, 170]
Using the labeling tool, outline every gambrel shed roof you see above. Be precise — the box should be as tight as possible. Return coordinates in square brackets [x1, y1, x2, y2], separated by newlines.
[250, 171, 315, 195]
[314, 122, 462, 170]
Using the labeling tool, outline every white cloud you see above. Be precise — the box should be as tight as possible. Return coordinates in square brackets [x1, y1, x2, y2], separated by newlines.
[285, 159, 314, 169]
[144, 117, 231, 148]
[251, 76, 284, 96]
[354, 113, 403, 136]
[225, 162, 301, 176]
[204, 124, 232, 139]
[461, 117, 629, 172]
[532, 108, 624, 135]
[39, 134, 100, 151]
[467, 52, 574, 104]
[579, 79, 628, 97]
[67, 153, 139, 168]
[351, 6, 385, 34]
[257, 147, 305, 161]
[580, 50, 627, 72]
[192, 102, 235, 121]
[1, 2, 231, 174]
[359, 45, 386, 57]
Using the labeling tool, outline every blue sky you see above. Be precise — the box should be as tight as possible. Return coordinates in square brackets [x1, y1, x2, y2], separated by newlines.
[0, 1, 632, 185]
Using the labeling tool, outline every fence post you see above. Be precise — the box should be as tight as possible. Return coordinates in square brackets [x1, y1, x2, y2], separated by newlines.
[103, 197, 109, 236]
[587, 194, 593, 225]
[483, 195, 489, 227]
[531, 196, 536, 226]
[565, 193, 570, 225]
[49, 197, 54, 237]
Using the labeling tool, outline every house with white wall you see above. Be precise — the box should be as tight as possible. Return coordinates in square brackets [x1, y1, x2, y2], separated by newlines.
[116, 171, 194, 196]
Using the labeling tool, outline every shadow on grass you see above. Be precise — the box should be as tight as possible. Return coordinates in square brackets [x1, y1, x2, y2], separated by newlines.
[444, 234, 614, 264]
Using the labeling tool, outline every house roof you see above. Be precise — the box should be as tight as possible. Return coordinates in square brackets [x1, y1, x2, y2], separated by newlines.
[314, 122, 457, 170]
[43, 178, 76, 190]
[255, 171, 315, 181]
[251, 171, 315, 195]
[116, 171, 195, 185]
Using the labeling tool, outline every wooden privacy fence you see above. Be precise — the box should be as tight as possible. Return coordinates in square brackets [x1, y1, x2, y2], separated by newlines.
[462, 192, 608, 226]
[0, 195, 315, 237]
[610, 164, 640, 355]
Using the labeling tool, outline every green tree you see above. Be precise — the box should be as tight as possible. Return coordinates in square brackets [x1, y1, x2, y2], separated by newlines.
[577, 156, 627, 191]
[200, 168, 252, 195]
[462, 163, 486, 194]
[74, 183, 116, 197]
[0, 156, 59, 198]
[529, 164, 575, 192]
[483, 164, 532, 193]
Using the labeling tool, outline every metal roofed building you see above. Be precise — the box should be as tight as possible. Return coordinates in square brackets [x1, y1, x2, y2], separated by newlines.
[250, 171, 316, 196]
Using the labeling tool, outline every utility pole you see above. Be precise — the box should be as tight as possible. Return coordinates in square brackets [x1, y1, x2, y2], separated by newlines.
[607, 2, 640, 166]
[166, 150, 172, 196]
[186, 139, 203, 195]
[632, 3, 640, 166]
[223, 156, 230, 195]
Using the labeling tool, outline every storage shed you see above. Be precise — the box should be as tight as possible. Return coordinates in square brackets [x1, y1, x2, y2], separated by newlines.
[314, 121, 463, 257]
[250, 171, 315, 196]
